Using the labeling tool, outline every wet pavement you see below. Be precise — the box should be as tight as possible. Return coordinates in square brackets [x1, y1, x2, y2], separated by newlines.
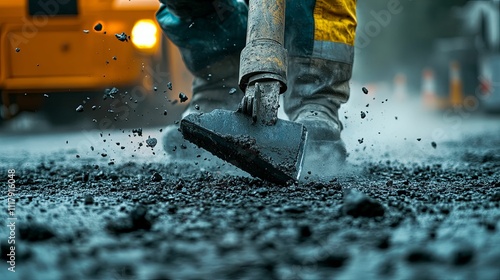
[0, 101, 499, 279]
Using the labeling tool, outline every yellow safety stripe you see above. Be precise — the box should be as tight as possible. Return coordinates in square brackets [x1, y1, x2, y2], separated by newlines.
[313, 0, 357, 46]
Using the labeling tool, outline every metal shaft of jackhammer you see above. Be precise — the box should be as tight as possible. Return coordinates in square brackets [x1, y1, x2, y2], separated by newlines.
[239, 0, 288, 125]
[246, 0, 285, 45]
[239, 0, 287, 91]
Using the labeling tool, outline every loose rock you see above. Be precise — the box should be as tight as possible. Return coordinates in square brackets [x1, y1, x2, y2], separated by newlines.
[19, 223, 56, 242]
[146, 137, 157, 148]
[179, 92, 188, 103]
[132, 128, 143, 136]
[104, 87, 119, 99]
[106, 205, 152, 234]
[343, 188, 384, 218]
[151, 172, 162, 182]
[84, 195, 94, 205]
[405, 248, 436, 263]
[94, 23, 103, 31]
[115, 32, 129, 42]
[452, 246, 474, 266]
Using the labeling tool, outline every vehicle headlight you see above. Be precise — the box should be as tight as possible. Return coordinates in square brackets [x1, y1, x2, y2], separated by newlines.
[131, 19, 158, 49]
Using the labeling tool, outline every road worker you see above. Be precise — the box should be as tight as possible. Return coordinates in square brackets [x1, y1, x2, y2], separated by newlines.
[156, 0, 357, 172]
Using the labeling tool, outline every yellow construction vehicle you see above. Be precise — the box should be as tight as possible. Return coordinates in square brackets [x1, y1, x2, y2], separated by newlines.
[0, 0, 191, 124]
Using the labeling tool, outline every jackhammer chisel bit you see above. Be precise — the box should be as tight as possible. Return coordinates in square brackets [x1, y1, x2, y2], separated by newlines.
[180, 0, 307, 184]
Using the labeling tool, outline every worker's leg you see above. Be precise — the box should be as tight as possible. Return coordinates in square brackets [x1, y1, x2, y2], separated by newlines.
[156, 0, 247, 74]
[283, 0, 357, 174]
[156, 0, 247, 157]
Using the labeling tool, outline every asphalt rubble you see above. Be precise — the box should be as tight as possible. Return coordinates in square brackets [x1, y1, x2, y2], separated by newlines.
[0, 136, 499, 279]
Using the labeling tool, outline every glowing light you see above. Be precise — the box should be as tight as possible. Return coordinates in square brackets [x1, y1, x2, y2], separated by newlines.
[131, 19, 158, 49]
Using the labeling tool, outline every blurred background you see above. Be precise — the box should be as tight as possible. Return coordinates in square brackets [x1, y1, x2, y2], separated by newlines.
[0, 0, 499, 133]
[354, 0, 499, 113]
[0, 0, 192, 131]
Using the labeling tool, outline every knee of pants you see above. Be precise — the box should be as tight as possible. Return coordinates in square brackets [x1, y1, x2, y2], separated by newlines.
[156, 1, 248, 74]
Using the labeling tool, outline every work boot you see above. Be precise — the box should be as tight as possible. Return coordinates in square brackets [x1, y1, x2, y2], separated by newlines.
[284, 57, 351, 178]
[162, 54, 244, 160]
